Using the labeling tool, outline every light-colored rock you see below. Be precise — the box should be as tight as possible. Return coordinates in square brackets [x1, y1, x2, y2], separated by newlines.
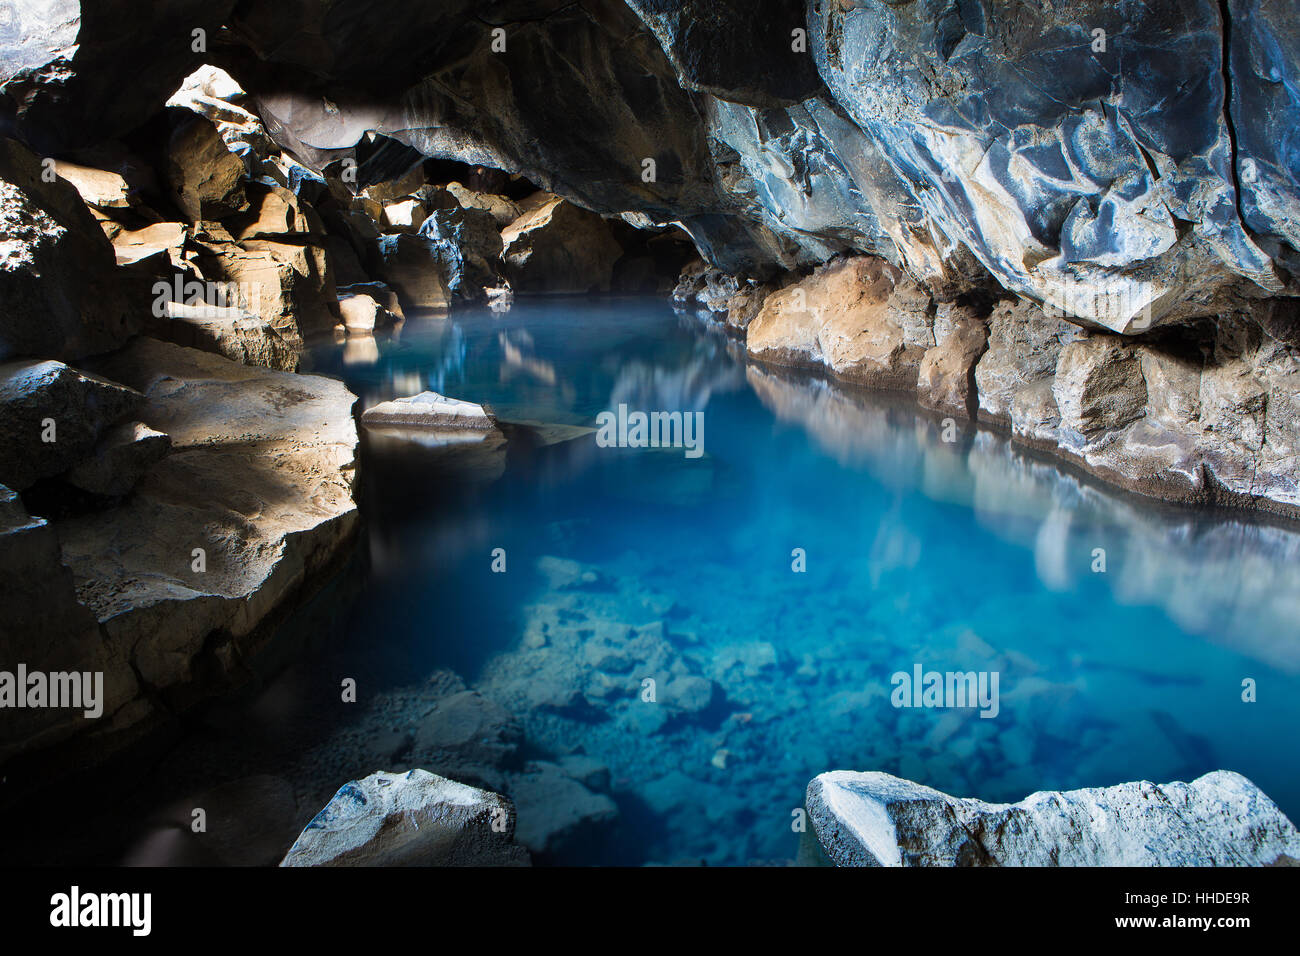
[445, 181, 522, 226]
[361, 391, 496, 430]
[748, 257, 923, 391]
[807, 770, 1300, 867]
[54, 338, 358, 718]
[974, 299, 1075, 422]
[111, 221, 187, 269]
[917, 305, 988, 416]
[338, 292, 397, 333]
[281, 769, 529, 867]
[381, 198, 428, 234]
[150, 300, 299, 371]
[1053, 337, 1148, 437]
[51, 160, 134, 210]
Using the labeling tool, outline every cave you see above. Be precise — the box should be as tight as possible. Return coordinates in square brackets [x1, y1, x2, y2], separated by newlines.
[1, 0, 1299, 911]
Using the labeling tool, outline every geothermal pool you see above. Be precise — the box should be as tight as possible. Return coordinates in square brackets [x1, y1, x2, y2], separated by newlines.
[21, 296, 1298, 867]
[297, 297, 1300, 864]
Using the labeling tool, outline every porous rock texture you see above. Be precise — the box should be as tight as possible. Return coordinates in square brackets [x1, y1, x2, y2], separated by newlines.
[807, 770, 1300, 866]
[281, 769, 530, 867]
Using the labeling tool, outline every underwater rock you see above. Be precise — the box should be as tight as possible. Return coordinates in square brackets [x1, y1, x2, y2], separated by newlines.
[506, 761, 618, 860]
[281, 769, 530, 867]
[806, 770, 1300, 867]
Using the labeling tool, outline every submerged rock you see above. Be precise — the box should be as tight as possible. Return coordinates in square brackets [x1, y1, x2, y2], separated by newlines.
[806, 770, 1300, 867]
[281, 769, 530, 867]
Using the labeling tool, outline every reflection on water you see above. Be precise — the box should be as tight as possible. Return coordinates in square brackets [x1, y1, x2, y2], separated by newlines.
[28, 296, 1293, 867]
[295, 297, 1300, 865]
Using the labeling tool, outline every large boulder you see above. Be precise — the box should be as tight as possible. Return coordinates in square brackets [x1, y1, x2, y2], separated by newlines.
[46, 338, 359, 748]
[166, 114, 250, 223]
[0, 359, 143, 490]
[420, 205, 505, 299]
[0, 139, 135, 360]
[500, 196, 623, 294]
[747, 256, 925, 390]
[370, 233, 452, 311]
[281, 770, 530, 867]
[807, 770, 1300, 866]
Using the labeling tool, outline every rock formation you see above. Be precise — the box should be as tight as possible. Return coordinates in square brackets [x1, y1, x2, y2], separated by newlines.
[807, 770, 1300, 866]
[281, 769, 530, 866]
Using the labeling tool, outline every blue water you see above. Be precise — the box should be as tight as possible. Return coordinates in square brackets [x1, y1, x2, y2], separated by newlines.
[308, 296, 1300, 865]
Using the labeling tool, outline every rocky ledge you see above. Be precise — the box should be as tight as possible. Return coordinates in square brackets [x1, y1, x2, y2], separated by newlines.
[806, 770, 1300, 867]
[0, 338, 359, 765]
[678, 254, 1300, 519]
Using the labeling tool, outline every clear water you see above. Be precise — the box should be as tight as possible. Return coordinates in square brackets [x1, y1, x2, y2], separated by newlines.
[301, 296, 1299, 866]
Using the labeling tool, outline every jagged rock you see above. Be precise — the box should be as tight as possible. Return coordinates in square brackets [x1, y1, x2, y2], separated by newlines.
[67, 422, 171, 497]
[111, 222, 187, 269]
[420, 205, 505, 299]
[917, 305, 988, 417]
[149, 301, 300, 372]
[975, 300, 1076, 423]
[189, 236, 339, 340]
[281, 770, 529, 867]
[166, 113, 249, 222]
[748, 257, 924, 390]
[1053, 337, 1149, 437]
[50, 160, 134, 210]
[51, 338, 358, 736]
[0, 138, 134, 360]
[806, 770, 1300, 867]
[0, 1, 235, 152]
[370, 233, 452, 311]
[501, 196, 622, 294]
[361, 392, 496, 430]
[381, 198, 428, 234]
[445, 181, 521, 226]
[0, 360, 143, 490]
[625, 0, 823, 108]
[166, 66, 273, 169]
[226, 182, 325, 242]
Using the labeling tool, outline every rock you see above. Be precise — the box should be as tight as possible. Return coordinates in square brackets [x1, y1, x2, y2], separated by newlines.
[381, 198, 428, 234]
[806, 770, 1300, 867]
[370, 233, 452, 311]
[338, 293, 398, 333]
[111, 222, 187, 269]
[665, 675, 714, 714]
[0, 138, 135, 360]
[748, 257, 924, 390]
[50, 160, 134, 210]
[189, 236, 339, 341]
[337, 281, 405, 321]
[917, 306, 989, 417]
[420, 205, 505, 299]
[975, 300, 1076, 423]
[361, 392, 496, 431]
[51, 338, 358, 735]
[501, 196, 622, 294]
[166, 113, 249, 222]
[445, 181, 521, 226]
[507, 762, 618, 859]
[0, 485, 129, 763]
[281, 769, 529, 867]
[67, 422, 171, 497]
[166, 66, 273, 168]
[1053, 337, 1149, 437]
[412, 691, 522, 782]
[0, 360, 143, 490]
[149, 301, 300, 372]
